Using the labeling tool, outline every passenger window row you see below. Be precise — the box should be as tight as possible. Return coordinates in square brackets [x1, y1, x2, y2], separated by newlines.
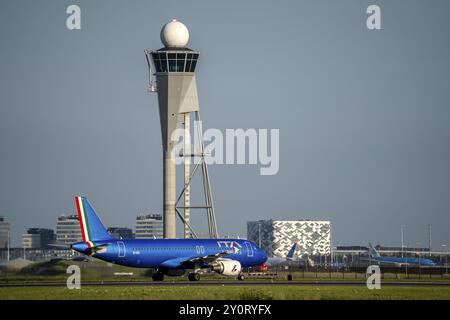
[131, 247, 217, 251]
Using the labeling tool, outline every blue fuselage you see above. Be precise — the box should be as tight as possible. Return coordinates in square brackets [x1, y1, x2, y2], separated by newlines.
[72, 238, 267, 270]
[373, 256, 436, 266]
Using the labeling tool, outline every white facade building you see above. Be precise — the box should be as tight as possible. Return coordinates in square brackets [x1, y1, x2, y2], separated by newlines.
[247, 220, 331, 258]
[135, 214, 163, 239]
[56, 215, 82, 245]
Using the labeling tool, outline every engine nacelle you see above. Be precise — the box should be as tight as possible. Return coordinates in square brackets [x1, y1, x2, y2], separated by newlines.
[211, 260, 241, 276]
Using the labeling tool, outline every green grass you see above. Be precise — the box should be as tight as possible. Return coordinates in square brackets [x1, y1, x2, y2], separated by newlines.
[1, 285, 450, 300]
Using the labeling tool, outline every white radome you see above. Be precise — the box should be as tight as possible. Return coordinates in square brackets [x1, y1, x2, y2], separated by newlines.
[160, 19, 189, 47]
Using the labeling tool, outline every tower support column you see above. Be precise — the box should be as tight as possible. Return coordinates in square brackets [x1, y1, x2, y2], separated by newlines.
[163, 150, 176, 239]
[184, 112, 191, 238]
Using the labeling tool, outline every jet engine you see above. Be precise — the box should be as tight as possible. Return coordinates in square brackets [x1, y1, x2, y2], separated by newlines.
[210, 260, 241, 276]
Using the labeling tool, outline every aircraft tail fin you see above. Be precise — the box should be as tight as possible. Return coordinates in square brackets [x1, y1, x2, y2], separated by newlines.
[75, 196, 115, 244]
[368, 242, 380, 258]
[287, 243, 298, 260]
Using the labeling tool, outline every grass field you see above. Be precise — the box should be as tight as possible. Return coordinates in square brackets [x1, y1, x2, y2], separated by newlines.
[1, 260, 450, 300]
[1, 285, 450, 300]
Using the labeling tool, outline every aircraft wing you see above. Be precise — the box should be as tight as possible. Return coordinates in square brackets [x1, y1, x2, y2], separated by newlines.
[185, 251, 233, 264]
[160, 248, 238, 269]
[47, 243, 71, 249]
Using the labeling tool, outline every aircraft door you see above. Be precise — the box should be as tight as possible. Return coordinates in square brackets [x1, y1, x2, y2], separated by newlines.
[245, 242, 253, 257]
[118, 241, 126, 258]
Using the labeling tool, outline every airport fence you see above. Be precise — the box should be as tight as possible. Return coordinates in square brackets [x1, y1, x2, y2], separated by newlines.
[246, 266, 450, 281]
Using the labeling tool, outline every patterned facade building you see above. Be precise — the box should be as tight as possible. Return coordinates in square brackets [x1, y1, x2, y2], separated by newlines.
[247, 220, 331, 258]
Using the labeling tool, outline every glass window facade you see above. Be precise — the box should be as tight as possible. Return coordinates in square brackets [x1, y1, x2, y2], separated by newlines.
[151, 51, 199, 73]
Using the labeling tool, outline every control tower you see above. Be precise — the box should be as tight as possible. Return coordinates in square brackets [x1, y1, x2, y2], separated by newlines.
[145, 20, 218, 239]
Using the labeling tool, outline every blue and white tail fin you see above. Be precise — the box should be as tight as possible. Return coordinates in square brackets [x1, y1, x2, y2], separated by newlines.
[368, 242, 380, 258]
[286, 243, 298, 260]
[75, 196, 115, 246]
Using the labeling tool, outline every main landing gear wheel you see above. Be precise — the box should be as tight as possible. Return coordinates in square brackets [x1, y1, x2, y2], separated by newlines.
[188, 272, 201, 281]
[237, 274, 245, 281]
[152, 272, 164, 281]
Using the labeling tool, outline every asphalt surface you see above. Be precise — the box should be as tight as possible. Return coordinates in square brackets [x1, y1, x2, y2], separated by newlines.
[1, 280, 450, 288]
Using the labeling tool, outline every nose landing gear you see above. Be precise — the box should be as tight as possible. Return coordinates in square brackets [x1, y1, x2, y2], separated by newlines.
[152, 272, 164, 281]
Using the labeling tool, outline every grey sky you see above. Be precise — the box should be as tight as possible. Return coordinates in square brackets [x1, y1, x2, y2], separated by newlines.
[1, 0, 449, 248]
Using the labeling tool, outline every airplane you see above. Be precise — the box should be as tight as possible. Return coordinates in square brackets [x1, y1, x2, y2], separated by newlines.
[70, 196, 268, 281]
[266, 243, 315, 267]
[367, 242, 436, 267]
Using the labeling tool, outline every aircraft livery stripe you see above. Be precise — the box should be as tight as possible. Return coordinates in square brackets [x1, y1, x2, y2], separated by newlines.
[75, 196, 87, 242]
[80, 198, 92, 244]
[75, 196, 92, 247]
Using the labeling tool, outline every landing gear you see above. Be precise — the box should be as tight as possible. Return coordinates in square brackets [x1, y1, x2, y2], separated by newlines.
[152, 272, 164, 281]
[237, 274, 245, 281]
[188, 272, 201, 281]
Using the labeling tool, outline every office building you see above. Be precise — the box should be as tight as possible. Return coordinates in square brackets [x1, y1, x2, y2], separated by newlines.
[56, 215, 82, 245]
[0, 217, 10, 249]
[22, 228, 55, 249]
[107, 227, 133, 240]
[22, 233, 41, 249]
[135, 214, 163, 239]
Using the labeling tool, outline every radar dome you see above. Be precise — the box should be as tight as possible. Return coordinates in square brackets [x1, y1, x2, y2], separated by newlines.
[160, 19, 189, 48]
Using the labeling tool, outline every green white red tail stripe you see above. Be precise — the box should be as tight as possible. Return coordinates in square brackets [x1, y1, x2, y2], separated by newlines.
[75, 196, 94, 248]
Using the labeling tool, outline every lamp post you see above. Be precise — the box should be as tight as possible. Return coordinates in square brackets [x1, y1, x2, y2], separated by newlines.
[405, 244, 408, 279]
[7, 230, 10, 262]
[416, 242, 422, 279]
[442, 244, 448, 274]
[401, 224, 405, 258]
[329, 224, 333, 265]
[258, 222, 261, 248]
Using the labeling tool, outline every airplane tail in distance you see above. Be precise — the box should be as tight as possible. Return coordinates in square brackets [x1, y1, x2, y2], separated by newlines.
[75, 196, 115, 245]
[287, 243, 298, 260]
[368, 242, 380, 258]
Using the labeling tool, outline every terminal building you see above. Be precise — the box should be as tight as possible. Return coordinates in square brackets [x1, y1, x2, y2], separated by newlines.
[56, 215, 82, 245]
[135, 214, 163, 239]
[247, 219, 331, 258]
[0, 217, 10, 249]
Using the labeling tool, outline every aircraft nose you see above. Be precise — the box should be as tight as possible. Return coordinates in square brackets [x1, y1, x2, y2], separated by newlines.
[260, 250, 268, 263]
